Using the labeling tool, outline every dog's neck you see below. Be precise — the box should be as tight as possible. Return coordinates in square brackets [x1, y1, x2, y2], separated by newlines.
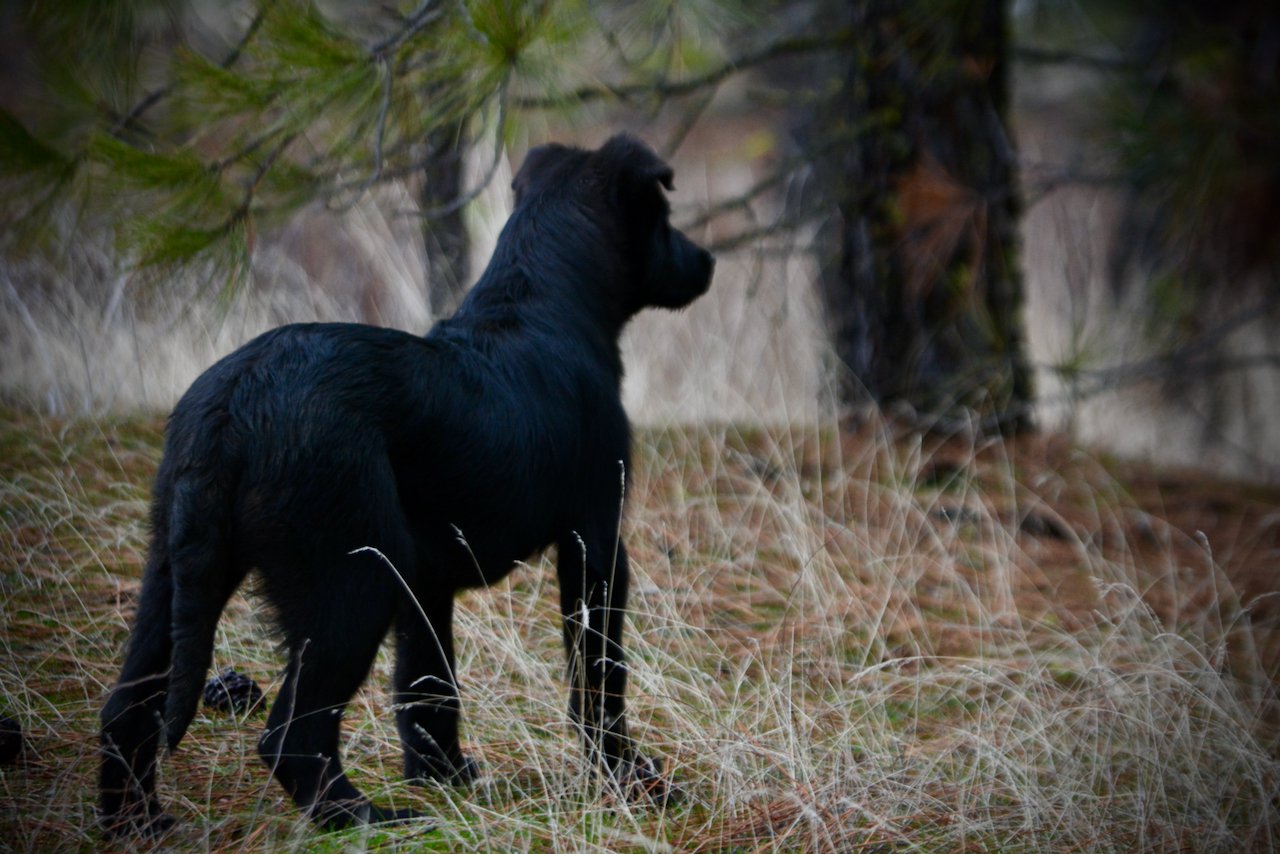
[441, 206, 633, 378]
[449, 267, 625, 376]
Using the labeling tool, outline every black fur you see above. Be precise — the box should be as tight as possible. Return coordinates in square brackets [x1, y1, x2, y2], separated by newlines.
[98, 134, 714, 835]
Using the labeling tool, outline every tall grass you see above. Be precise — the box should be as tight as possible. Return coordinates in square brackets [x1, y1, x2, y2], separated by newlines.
[1, 408, 1276, 852]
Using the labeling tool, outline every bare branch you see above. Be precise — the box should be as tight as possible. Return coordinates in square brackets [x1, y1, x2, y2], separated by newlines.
[371, 0, 443, 58]
[660, 87, 719, 161]
[328, 64, 395, 214]
[1020, 161, 1125, 206]
[419, 81, 509, 220]
[219, 132, 296, 230]
[1013, 45, 1135, 72]
[1042, 295, 1280, 396]
[515, 30, 854, 110]
[681, 131, 853, 233]
[706, 209, 828, 255]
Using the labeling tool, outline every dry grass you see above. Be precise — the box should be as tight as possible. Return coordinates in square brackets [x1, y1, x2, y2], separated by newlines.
[1, 408, 1276, 852]
[1, 138, 1277, 851]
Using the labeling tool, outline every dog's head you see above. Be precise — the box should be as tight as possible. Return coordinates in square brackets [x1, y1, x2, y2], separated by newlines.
[512, 134, 715, 316]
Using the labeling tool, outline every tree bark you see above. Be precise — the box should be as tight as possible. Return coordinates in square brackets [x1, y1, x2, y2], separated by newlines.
[812, 0, 1033, 431]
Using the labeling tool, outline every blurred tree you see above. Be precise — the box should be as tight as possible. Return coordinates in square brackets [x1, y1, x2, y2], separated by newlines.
[796, 0, 1033, 431]
[1105, 0, 1280, 345]
[1015, 0, 1280, 463]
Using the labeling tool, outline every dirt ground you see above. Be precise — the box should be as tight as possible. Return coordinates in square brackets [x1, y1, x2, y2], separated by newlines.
[925, 429, 1280, 692]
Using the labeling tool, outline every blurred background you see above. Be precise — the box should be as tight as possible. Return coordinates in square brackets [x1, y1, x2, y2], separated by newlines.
[1, 0, 1277, 481]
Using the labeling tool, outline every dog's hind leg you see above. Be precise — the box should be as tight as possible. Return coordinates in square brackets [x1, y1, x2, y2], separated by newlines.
[256, 545, 418, 828]
[162, 477, 243, 751]
[394, 594, 479, 785]
[99, 547, 177, 837]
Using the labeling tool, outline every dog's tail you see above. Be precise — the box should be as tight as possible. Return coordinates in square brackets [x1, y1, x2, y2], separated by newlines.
[161, 475, 239, 752]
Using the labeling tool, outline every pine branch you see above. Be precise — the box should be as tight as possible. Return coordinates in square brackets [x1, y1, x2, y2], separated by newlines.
[110, 5, 272, 138]
[515, 29, 854, 109]
[235, 132, 297, 220]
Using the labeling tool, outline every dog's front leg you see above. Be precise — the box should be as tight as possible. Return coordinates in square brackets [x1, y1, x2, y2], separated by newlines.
[394, 594, 479, 786]
[557, 535, 670, 802]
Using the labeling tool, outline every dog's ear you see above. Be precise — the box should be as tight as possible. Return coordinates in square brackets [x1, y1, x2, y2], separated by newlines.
[633, 159, 675, 192]
[598, 134, 675, 211]
[513, 143, 572, 204]
[622, 140, 674, 192]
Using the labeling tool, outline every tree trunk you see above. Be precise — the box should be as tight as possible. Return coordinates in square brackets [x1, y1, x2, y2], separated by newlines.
[420, 124, 471, 319]
[814, 0, 1033, 431]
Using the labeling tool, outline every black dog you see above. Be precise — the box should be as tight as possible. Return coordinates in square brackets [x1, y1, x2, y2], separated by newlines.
[99, 134, 714, 835]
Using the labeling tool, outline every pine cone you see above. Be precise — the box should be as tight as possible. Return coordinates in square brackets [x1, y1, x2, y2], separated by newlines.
[202, 668, 264, 715]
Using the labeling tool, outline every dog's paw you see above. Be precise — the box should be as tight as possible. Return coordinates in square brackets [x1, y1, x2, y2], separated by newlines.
[608, 753, 679, 806]
[406, 750, 480, 787]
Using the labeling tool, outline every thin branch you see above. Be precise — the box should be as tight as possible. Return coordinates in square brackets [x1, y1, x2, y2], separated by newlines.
[1020, 161, 1125, 206]
[371, 0, 443, 58]
[324, 0, 447, 213]
[515, 30, 854, 110]
[233, 134, 293, 219]
[681, 133, 851, 233]
[1042, 295, 1280, 395]
[660, 86, 719, 161]
[370, 67, 393, 183]
[210, 128, 280, 174]
[1013, 45, 1135, 72]
[328, 64, 395, 213]
[683, 166, 800, 233]
[706, 209, 829, 255]
[324, 148, 433, 195]
[416, 77, 510, 221]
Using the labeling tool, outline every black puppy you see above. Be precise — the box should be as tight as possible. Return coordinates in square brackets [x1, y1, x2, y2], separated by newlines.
[99, 134, 714, 835]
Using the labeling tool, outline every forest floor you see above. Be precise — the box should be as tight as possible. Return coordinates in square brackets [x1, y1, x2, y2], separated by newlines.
[2, 408, 1277, 852]
[899, 425, 1280, 685]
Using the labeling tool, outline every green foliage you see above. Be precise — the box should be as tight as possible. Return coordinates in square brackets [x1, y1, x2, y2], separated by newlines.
[126, 219, 232, 268]
[176, 49, 278, 115]
[0, 0, 740, 285]
[260, 4, 365, 73]
[0, 110, 79, 249]
[86, 132, 218, 196]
